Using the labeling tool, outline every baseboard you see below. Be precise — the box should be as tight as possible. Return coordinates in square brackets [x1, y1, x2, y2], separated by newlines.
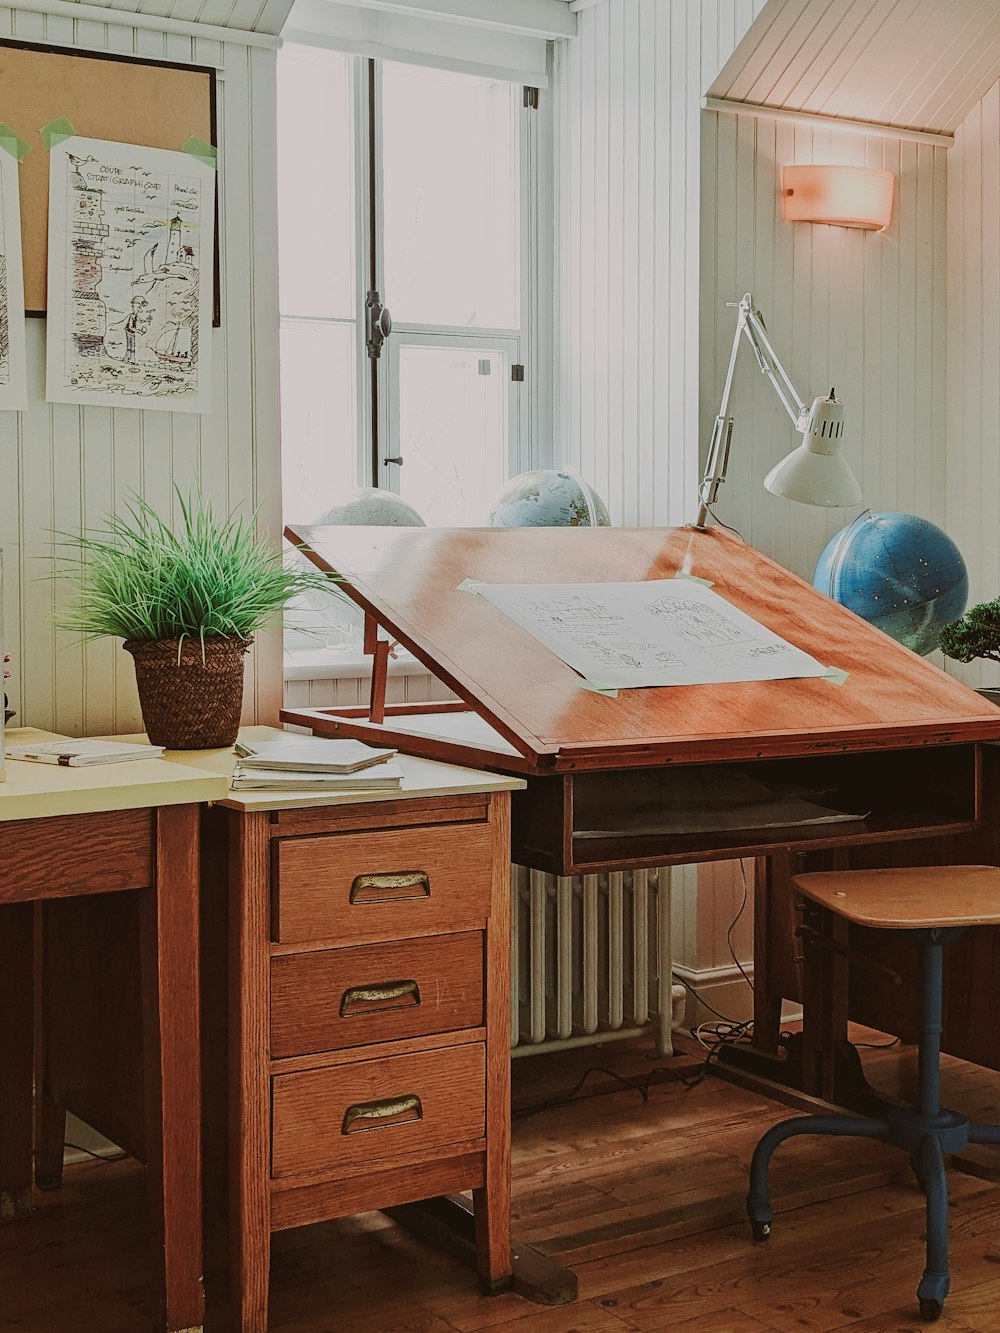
[673, 962, 802, 1031]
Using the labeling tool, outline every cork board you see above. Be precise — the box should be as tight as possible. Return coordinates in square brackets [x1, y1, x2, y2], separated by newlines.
[0, 39, 216, 315]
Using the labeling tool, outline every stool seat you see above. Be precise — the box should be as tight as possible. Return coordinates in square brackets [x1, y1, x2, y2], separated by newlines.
[791, 864, 1000, 929]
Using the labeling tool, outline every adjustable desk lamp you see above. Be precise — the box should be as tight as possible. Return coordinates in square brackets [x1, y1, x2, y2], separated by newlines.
[694, 293, 861, 530]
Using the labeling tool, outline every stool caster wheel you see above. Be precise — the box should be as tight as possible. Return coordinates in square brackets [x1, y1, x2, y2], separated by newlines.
[750, 1220, 771, 1242]
[919, 1298, 942, 1322]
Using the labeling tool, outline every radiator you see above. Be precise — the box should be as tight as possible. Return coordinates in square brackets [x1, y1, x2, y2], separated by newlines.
[511, 865, 685, 1058]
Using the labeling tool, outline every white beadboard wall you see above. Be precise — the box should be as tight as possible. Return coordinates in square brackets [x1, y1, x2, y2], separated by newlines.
[551, 0, 765, 1003]
[699, 112, 949, 578]
[551, 0, 765, 528]
[0, 9, 283, 735]
[946, 79, 1000, 692]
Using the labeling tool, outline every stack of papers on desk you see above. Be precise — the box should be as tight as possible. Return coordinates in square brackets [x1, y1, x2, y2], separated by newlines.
[230, 736, 402, 792]
[5, 739, 165, 766]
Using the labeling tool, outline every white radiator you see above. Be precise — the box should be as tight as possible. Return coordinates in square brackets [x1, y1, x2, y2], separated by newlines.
[511, 865, 684, 1058]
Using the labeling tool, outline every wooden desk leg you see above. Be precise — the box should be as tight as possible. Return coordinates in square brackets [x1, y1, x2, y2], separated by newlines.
[141, 803, 205, 1333]
[35, 901, 67, 1192]
[474, 794, 513, 1294]
[229, 811, 272, 1333]
[752, 855, 785, 1052]
[0, 902, 33, 1220]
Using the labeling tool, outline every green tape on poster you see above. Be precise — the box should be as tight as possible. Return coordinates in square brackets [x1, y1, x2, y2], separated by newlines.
[180, 135, 217, 169]
[40, 118, 76, 150]
[0, 124, 30, 162]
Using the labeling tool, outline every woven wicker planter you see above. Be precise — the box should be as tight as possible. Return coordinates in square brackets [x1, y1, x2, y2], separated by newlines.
[124, 636, 251, 749]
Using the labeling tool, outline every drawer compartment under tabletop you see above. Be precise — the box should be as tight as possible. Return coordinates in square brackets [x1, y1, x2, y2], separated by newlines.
[271, 1041, 486, 1179]
[272, 822, 493, 944]
[271, 930, 484, 1058]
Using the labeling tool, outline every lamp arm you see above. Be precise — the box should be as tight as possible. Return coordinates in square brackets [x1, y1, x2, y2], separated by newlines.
[693, 293, 809, 530]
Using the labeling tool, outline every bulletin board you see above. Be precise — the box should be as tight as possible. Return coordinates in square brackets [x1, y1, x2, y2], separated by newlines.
[0, 39, 216, 315]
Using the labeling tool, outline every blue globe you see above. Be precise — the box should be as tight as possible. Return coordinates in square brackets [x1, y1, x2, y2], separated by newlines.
[814, 511, 968, 656]
[489, 469, 611, 528]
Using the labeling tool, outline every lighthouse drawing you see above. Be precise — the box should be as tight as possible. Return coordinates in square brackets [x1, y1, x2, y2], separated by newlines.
[47, 137, 214, 412]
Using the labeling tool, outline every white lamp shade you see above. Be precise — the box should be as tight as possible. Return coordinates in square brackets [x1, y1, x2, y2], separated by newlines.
[764, 447, 862, 507]
[763, 394, 862, 507]
[782, 164, 894, 232]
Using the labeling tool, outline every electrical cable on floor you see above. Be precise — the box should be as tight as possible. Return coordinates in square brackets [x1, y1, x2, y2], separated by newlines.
[513, 1058, 708, 1123]
[63, 1141, 128, 1164]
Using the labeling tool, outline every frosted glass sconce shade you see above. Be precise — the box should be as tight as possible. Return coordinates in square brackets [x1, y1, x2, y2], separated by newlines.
[781, 164, 894, 232]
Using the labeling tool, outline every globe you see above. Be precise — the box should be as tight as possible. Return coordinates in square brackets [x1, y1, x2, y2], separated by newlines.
[813, 511, 968, 656]
[313, 488, 426, 527]
[489, 468, 611, 528]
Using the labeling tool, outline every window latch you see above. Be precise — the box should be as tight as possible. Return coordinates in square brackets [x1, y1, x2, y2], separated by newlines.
[365, 290, 392, 360]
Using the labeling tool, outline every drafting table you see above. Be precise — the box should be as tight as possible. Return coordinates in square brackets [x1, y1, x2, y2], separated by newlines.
[283, 523, 1000, 1088]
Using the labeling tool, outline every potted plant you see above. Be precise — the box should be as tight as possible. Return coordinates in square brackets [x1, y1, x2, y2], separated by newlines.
[58, 489, 333, 748]
[939, 599, 1000, 707]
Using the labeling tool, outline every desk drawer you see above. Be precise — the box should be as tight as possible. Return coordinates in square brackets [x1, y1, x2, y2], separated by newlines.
[271, 1041, 485, 1178]
[271, 931, 484, 1057]
[273, 822, 492, 944]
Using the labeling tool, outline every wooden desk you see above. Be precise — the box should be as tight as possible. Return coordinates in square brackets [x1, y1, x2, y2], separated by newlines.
[188, 729, 525, 1333]
[0, 729, 229, 1333]
[280, 525, 1000, 1086]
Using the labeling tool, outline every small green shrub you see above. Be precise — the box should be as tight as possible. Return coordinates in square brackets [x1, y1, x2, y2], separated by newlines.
[57, 488, 334, 651]
[939, 599, 1000, 665]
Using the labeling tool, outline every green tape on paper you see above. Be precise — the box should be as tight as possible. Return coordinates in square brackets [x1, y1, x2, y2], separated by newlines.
[579, 680, 618, 698]
[0, 124, 30, 162]
[457, 578, 485, 594]
[181, 135, 217, 169]
[40, 118, 75, 150]
[823, 666, 849, 686]
[675, 571, 714, 587]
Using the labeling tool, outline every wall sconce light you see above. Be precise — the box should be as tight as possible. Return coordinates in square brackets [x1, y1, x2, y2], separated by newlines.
[781, 164, 895, 232]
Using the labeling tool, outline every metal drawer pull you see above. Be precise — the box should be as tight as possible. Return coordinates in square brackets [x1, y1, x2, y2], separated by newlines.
[339, 978, 421, 1017]
[350, 871, 430, 904]
[341, 1094, 423, 1135]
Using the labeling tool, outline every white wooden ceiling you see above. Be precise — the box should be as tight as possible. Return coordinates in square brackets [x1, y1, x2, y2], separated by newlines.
[709, 0, 1000, 135]
[55, 0, 575, 43]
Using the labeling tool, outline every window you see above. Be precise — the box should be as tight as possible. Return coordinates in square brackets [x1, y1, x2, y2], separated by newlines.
[277, 48, 542, 542]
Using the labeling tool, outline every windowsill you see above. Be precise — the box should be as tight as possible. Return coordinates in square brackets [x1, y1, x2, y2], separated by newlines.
[283, 644, 431, 682]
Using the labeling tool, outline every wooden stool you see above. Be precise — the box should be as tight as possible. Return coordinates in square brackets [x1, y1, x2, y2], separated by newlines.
[746, 865, 1000, 1324]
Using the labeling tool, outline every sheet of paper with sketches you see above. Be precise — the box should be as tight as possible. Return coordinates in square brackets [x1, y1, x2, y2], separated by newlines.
[574, 770, 869, 840]
[46, 137, 214, 413]
[476, 579, 829, 689]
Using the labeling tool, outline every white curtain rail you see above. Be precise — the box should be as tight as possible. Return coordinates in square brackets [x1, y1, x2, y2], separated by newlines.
[11, 0, 283, 50]
[569, 0, 604, 11]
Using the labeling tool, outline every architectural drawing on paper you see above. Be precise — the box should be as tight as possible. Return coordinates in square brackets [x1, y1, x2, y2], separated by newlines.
[0, 147, 28, 411]
[478, 579, 830, 689]
[646, 595, 755, 648]
[46, 137, 214, 413]
[520, 595, 624, 627]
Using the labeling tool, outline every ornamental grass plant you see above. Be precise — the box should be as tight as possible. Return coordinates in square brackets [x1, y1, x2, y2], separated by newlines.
[58, 488, 329, 653]
[57, 488, 334, 747]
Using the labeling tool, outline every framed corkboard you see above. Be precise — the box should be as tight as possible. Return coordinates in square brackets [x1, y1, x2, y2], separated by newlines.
[0, 38, 216, 316]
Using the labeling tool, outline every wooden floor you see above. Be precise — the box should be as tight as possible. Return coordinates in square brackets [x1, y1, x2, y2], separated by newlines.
[6, 1034, 1000, 1332]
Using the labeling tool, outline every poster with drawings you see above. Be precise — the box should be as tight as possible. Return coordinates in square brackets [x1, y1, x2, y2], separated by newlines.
[0, 147, 28, 411]
[475, 579, 830, 689]
[45, 137, 213, 413]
